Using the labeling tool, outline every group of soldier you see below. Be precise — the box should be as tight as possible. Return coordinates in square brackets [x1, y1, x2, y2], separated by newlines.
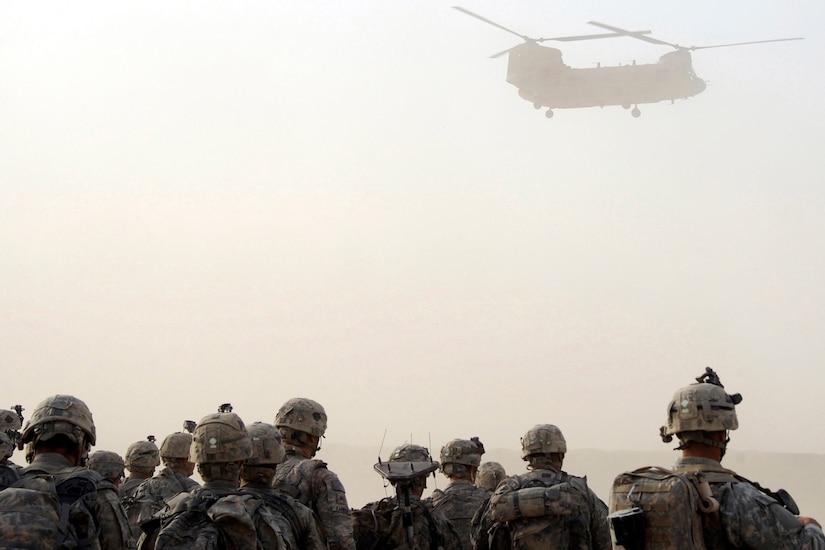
[1, 368, 824, 549]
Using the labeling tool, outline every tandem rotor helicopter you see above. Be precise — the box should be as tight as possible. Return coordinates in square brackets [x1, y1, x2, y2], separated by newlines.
[454, 7, 803, 118]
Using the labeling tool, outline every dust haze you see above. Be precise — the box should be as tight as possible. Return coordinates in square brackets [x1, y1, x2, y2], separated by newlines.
[2, 0, 825, 524]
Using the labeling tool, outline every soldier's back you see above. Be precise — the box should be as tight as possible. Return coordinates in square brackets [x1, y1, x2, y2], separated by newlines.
[431, 481, 489, 549]
[274, 452, 354, 550]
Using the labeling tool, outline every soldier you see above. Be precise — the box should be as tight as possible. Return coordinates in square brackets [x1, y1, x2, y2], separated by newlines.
[241, 421, 327, 550]
[154, 411, 285, 549]
[11, 394, 131, 549]
[120, 437, 161, 539]
[353, 443, 462, 550]
[609, 368, 825, 550]
[121, 437, 161, 499]
[88, 450, 137, 549]
[273, 397, 355, 550]
[129, 430, 200, 528]
[475, 462, 506, 492]
[431, 437, 490, 548]
[474, 424, 611, 550]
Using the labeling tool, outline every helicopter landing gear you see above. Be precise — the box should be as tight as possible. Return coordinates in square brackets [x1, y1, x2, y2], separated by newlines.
[622, 104, 631, 109]
[545, 109, 554, 118]
[533, 103, 542, 110]
[631, 106, 641, 118]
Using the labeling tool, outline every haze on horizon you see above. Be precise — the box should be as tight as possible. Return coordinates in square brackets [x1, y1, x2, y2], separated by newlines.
[2, 1, 824, 469]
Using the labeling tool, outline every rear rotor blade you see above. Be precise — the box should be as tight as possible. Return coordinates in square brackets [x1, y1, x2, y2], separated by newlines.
[538, 30, 652, 43]
[690, 37, 804, 50]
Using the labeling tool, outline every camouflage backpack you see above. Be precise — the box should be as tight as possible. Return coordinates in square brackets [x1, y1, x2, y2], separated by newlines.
[608, 466, 734, 550]
[155, 492, 286, 550]
[0, 464, 99, 550]
[352, 498, 443, 550]
[486, 470, 593, 550]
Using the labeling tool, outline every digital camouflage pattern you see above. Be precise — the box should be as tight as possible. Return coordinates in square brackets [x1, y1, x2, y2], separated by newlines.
[128, 466, 201, 527]
[670, 457, 825, 550]
[273, 450, 356, 550]
[96, 477, 138, 550]
[242, 485, 328, 550]
[354, 495, 463, 550]
[479, 468, 611, 550]
[431, 479, 490, 549]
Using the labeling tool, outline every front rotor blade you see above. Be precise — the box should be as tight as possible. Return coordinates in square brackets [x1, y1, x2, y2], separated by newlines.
[588, 21, 677, 47]
[453, 7, 529, 41]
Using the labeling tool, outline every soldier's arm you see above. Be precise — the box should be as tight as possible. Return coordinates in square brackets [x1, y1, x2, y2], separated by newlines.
[313, 468, 356, 550]
[586, 487, 612, 550]
[723, 483, 825, 550]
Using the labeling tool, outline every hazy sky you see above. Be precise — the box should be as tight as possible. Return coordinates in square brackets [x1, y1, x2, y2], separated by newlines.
[2, 1, 824, 462]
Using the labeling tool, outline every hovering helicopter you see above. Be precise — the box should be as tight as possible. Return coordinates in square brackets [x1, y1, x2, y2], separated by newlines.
[454, 7, 803, 118]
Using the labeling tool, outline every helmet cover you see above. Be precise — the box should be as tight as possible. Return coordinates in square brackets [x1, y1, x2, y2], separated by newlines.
[247, 422, 286, 466]
[191, 412, 253, 464]
[521, 424, 566, 459]
[88, 450, 125, 479]
[125, 439, 161, 471]
[274, 398, 328, 438]
[21, 395, 96, 446]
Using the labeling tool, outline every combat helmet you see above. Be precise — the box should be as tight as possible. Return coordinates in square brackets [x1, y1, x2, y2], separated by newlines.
[275, 398, 328, 441]
[375, 443, 439, 487]
[160, 432, 193, 459]
[390, 443, 432, 463]
[440, 437, 485, 478]
[247, 422, 286, 466]
[88, 450, 125, 480]
[476, 461, 506, 491]
[191, 412, 253, 464]
[440, 437, 485, 467]
[21, 395, 96, 447]
[125, 437, 161, 471]
[0, 409, 22, 461]
[521, 424, 566, 459]
[660, 367, 742, 448]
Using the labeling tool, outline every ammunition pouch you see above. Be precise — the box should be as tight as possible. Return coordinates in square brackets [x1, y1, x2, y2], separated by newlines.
[607, 507, 646, 550]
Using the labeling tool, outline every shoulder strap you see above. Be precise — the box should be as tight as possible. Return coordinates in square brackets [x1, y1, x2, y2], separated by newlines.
[413, 500, 444, 550]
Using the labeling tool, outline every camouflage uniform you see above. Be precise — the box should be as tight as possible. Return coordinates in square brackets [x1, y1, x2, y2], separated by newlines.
[119, 476, 145, 500]
[486, 468, 611, 550]
[87, 450, 137, 550]
[431, 480, 489, 548]
[357, 495, 464, 550]
[129, 466, 200, 526]
[673, 456, 825, 550]
[274, 449, 354, 550]
[96, 477, 138, 550]
[24, 452, 131, 550]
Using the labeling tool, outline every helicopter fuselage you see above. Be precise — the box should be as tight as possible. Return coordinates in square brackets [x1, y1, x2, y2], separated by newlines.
[506, 43, 706, 111]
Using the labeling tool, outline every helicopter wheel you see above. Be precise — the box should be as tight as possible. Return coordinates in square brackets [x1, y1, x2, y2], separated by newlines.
[631, 107, 641, 118]
[533, 103, 542, 110]
[545, 109, 554, 119]
[622, 104, 631, 110]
